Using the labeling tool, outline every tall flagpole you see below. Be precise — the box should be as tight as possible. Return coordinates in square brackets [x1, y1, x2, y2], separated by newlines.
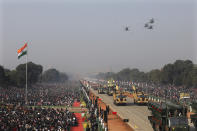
[25, 43, 28, 105]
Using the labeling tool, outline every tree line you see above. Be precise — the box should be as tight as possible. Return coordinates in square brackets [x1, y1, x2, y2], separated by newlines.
[0, 62, 68, 88]
[96, 60, 197, 88]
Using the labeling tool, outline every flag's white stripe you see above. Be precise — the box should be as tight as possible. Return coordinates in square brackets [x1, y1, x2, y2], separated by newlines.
[18, 52, 22, 57]
[18, 49, 27, 57]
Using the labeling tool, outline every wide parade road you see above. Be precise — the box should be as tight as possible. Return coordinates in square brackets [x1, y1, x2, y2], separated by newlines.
[90, 88, 153, 131]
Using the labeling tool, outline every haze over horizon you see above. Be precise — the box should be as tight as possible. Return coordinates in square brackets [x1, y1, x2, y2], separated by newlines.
[0, 0, 197, 76]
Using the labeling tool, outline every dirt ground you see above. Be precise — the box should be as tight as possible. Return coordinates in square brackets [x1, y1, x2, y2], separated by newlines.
[89, 91, 133, 131]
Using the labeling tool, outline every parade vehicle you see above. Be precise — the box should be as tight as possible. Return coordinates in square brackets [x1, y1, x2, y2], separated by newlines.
[148, 101, 189, 131]
[113, 85, 127, 105]
[190, 102, 197, 129]
[107, 85, 114, 96]
[98, 85, 106, 94]
[132, 85, 148, 105]
[190, 113, 197, 129]
[107, 79, 116, 96]
[179, 93, 191, 106]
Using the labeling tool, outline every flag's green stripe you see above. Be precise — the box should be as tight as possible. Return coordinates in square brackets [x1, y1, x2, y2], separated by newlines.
[18, 50, 27, 59]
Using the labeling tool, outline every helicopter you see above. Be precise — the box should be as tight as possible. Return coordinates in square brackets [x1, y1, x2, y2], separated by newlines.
[144, 23, 149, 28]
[144, 18, 155, 29]
[124, 26, 130, 31]
[149, 18, 154, 24]
[147, 25, 153, 29]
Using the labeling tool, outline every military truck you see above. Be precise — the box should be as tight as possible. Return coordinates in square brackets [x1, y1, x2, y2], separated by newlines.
[107, 85, 114, 96]
[113, 85, 127, 105]
[132, 85, 148, 105]
[190, 114, 197, 129]
[107, 79, 116, 96]
[148, 101, 189, 131]
[98, 85, 106, 94]
[179, 93, 191, 107]
[190, 102, 197, 129]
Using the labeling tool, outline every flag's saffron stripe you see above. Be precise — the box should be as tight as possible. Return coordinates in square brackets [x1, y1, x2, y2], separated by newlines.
[17, 43, 27, 54]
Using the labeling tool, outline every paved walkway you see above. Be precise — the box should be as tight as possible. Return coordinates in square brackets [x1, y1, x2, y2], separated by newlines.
[90, 91, 133, 131]
[91, 89, 153, 131]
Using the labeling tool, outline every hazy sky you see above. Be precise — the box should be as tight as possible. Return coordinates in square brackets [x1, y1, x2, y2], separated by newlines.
[1, 0, 197, 75]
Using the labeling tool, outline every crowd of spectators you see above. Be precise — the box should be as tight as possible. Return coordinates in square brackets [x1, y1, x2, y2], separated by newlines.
[0, 104, 77, 131]
[117, 81, 197, 103]
[0, 82, 81, 106]
[144, 83, 197, 103]
[0, 81, 81, 131]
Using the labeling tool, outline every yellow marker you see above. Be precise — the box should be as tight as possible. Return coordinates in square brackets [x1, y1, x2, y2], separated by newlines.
[132, 85, 136, 91]
[116, 85, 119, 90]
[83, 123, 87, 128]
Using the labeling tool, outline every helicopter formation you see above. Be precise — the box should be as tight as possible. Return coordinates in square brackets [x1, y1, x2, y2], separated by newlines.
[144, 18, 154, 29]
[124, 18, 155, 31]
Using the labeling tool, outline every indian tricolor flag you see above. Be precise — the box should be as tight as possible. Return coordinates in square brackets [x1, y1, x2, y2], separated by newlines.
[17, 43, 27, 59]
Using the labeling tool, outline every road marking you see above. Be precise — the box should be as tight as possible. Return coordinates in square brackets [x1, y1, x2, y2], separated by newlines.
[134, 125, 138, 129]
